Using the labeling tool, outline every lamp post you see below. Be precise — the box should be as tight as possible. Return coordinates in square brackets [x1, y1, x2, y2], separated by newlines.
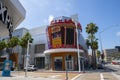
[99, 25, 120, 59]
[25, 40, 30, 77]
[75, 22, 81, 72]
[99, 32, 103, 55]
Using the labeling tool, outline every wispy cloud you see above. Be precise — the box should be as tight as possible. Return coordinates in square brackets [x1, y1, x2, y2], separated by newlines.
[48, 15, 54, 23]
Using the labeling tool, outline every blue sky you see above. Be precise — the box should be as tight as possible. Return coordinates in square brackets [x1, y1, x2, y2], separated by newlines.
[18, 0, 120, 51]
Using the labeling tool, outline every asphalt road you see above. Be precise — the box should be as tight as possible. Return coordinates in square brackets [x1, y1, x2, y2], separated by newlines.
[0, 64, 120, 80]
[76, 64, 120, 80]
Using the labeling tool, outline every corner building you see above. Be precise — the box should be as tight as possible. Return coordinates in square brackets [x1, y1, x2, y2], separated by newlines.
[0, 0, 26, 69]
[44, 16, 88, 71]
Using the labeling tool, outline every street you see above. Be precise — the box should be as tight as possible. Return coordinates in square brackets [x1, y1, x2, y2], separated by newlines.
[0, 64, 120, 80]
[76, 64, 120, 80]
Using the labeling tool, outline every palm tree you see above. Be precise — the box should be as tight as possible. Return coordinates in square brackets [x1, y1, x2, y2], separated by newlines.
[86, 23, 98, 69]
[19, 32, 33, 68]
[0, 41, 6, 57]
[7, 36, 19, 53]
[19, 32, 33, 48]
[96, 50, 101, 62]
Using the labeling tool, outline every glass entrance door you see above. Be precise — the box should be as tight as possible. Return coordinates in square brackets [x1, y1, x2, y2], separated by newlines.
[54, 57, 62, 71]
[65, 57, 73, 70]
[35, 57, 45, 69]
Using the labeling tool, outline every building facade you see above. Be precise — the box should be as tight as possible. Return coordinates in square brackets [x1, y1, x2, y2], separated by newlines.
[29, 26, 48, 69]
[0, 0, 26, 37]
[0, 28, 28, 68]
[103, 48, 119, 62]
[0, 0, 26, 68]
[115, 46, 120, 52]
[44, 16, 88, 71]
[1, 16, 88, 71]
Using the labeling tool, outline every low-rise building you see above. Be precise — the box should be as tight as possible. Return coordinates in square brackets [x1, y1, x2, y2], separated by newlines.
[44, 16, 88, 71]
[103, 48, 119, 62]
[0, 16, 88, 71]
[29, 26, 48, 69]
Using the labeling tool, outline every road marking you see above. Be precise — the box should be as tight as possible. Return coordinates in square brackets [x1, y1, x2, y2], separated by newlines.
[100, 73, 104, 80]
[111, 72, 120, 80]
[71, 74, 82, 80]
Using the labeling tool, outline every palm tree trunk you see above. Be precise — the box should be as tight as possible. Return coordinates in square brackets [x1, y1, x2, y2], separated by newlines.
[92, 50, 96, 69]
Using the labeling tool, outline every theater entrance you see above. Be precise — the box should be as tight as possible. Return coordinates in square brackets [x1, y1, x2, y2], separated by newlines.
[54, 57, 62, 71]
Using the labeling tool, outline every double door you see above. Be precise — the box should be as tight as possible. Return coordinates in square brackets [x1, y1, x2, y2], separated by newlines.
[65, 57, 73, 70]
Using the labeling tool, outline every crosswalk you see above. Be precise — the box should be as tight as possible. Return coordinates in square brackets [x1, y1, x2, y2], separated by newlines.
[76, 72, 119, 80]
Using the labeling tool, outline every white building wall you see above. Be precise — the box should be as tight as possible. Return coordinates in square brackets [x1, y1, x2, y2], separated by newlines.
[29, 26, 48, 65]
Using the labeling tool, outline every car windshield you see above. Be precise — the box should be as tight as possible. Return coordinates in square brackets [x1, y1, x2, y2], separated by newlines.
[28, 65, 33, 67]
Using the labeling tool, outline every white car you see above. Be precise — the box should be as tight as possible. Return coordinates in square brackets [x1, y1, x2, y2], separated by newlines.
[24, 65, 37, 71]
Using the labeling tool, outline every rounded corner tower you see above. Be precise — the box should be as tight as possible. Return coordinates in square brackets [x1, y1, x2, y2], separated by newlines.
[44, 16, 87, 71]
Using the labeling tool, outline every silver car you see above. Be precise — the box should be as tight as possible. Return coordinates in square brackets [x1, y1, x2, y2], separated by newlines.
[24, 65, 37, 71]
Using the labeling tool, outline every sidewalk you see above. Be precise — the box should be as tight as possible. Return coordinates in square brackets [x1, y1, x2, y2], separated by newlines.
[75, 68, 119, 80]
[0, 71, 81, 80]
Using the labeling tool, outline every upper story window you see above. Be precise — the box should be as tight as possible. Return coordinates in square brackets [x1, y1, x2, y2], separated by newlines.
[35, 44, 45, 53]
[66, 28, 74, 45]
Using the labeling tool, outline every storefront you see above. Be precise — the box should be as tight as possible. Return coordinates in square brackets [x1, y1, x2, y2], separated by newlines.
[44, 16, 87, 71]
[35, 57, 45, 69]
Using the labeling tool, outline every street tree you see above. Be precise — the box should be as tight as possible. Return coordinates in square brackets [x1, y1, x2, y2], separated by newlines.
[0, 41, 6, 56]
[96, 50, 101, 61]
[86, 22, 99, 69]
[7, 36, 19, 53]
[19, 32, 33, 48]
[19, 32, 33, 67]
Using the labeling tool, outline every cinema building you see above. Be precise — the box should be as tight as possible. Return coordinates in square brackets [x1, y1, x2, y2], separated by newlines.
[44, 16, 88, 71]
[0, 0, 26, 67]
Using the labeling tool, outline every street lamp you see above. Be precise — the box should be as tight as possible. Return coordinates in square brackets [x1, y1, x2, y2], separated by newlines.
[99, 25, 120, 59]
[99, 32, 103, 55]
[25, 40, 30, 77]
[75, 22, 81, 72]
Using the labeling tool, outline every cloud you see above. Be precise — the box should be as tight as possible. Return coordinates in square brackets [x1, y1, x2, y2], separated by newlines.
[48, 15, 54, 23]
[116, 32, 120, 36]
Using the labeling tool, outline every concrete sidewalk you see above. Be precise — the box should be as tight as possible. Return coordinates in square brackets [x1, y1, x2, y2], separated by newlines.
[0, 71, 81, 80]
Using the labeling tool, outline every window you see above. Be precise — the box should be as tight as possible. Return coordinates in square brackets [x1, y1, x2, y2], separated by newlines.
[66, 28, 74, 45]
[35, 44, 45, 53]
[61, 27, 65, 44]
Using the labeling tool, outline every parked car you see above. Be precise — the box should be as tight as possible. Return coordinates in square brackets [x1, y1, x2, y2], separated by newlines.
[97, 63, 104, 69]
[112, 59, 120, 65]
[97, 61, 104, 69]
[24, 65, 37, 71]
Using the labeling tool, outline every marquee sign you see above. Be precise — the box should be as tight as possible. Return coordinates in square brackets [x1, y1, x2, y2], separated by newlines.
[51, 26, 60, 33]
[0, 1, 13, 37]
